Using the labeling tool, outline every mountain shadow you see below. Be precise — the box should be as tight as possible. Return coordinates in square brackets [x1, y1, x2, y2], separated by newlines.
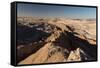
[17, 23, 52, 63]
[53, 31, 97, 61]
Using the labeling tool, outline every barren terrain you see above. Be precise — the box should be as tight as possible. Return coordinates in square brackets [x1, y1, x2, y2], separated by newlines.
[17, 17, 97, 65]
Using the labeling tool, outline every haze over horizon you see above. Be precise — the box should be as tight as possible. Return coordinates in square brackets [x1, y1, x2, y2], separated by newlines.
[17, 3, 96, 19]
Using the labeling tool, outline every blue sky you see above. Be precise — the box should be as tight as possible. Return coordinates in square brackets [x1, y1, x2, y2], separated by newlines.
[17, 3, 96, 19]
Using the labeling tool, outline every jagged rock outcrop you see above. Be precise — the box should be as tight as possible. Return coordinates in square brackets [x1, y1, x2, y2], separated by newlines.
[17, 17, 97, 65]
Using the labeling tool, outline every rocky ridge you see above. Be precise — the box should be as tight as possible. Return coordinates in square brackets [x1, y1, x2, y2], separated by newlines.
[17, 17, 97, 65]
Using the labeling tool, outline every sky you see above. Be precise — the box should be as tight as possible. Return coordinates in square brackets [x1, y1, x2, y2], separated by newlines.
[17, 3, 96, 19]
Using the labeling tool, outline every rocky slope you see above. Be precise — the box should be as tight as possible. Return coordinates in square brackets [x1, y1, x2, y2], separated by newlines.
[17, 17, 97, 65]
